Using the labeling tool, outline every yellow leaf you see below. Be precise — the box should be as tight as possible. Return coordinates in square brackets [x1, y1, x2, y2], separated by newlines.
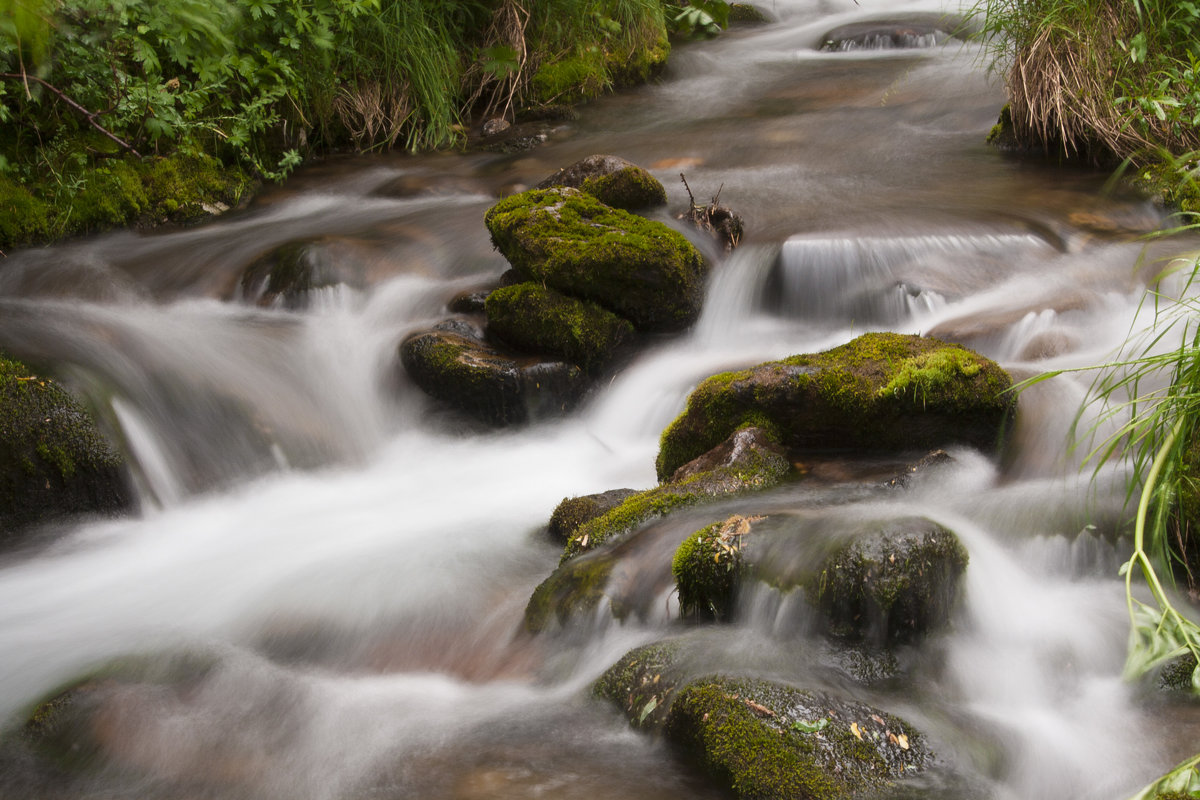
[897, 733, 909, 750]
[850, 722, 863, 740]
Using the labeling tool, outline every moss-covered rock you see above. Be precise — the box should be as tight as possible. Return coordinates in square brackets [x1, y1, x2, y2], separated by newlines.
[484, 187, 708, 333]
[562, 426, 790, 562]
[485, 282, 635, 372]
[672, 514, 764, 621]
[535, 154, 668, 211]
[729, 3, 770, 24]
[664, 677, 931, 800]
[656, 332, 1015, 480]
[0, 356, 131, 541]
[523, 550, 619, 634]
[592, 640, 685, 731]
[804, 517, 968, 645]
[399, 327, 587, 426]
[548, 488, 639, 543]
[532, 47, 610, 105]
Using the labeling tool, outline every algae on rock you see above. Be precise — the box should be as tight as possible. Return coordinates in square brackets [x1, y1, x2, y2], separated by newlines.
[656, 332, 1015, 480]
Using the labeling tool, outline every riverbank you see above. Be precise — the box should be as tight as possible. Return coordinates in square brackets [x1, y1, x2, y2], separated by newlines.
[0, 1, 757, 254]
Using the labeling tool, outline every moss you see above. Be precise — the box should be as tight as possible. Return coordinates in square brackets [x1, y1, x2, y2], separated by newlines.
[484, 187, 708, 333]
[664, 677, 929, 800]
[608, 26, 670, 88]
[0, 355, 129, 536]
[656, 333, 1016, 480]
[0, 175, 52, 251]
[523, 551, 617, 633]
[485, 282, 636, 372]
[592, 640, 684, 730]
[532, 47, 610, 105]
[579, 169, 668, 211]
[547, 488, 638, 543]
[673, 516, 759, 621]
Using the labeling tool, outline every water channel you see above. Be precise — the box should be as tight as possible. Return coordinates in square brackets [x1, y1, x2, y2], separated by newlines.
[2, 1, 1199, 798]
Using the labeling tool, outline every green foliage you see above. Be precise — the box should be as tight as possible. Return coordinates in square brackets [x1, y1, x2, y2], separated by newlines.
[973, 0, 1200, 162]
[664, 0, 730, 39]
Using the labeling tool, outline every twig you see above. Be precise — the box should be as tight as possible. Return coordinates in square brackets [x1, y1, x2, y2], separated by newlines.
[0, 72, 142, 157]
[680, 172, 696, 207]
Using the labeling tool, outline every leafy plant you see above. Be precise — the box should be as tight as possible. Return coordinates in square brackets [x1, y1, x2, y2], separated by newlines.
[665, 0, 729, 39]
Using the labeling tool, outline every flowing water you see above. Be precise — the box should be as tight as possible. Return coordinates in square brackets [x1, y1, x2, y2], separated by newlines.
[2, 1, 1199, 798]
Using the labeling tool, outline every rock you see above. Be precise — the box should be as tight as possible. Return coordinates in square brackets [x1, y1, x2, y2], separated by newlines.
[484, 187, 708, 332]
[672, 514, 765, 621]
[728, 3, 770, 24]
[592, 640, 685, 730]
[535, 154, 668, 211]
[399, 328, 586, 426]
[547, 488, 639, 544]
[669, 425, 787, 483]
[655, 332, 1016, 480]
[239, 238, 355, 308]
[805, 517, 969, 644]
[481, 117, 511, 137]
[522, 550, 620, 634]
[560, 425, 790, 562]
[882, 449, 954, 489]
[484, 282, 636, 372]
[664, 677, 931, 799]
[447, 288, 491, 315]
[0, 356, 131, 544]
[819, 16, 959, 51]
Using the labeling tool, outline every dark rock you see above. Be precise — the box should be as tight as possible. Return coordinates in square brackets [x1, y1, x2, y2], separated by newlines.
[672, 514, 765, 621]
[485, 188, 707, 332]
[484, 282, 636, 372]
[819, 16, 962, 51]
[655, 332, 1016, 480]
[399, 328, 586, 426]
[806, 517, 969, 645]
[481, 117, 511, 137]
[239, 238, 357, 308]
[883, 449, 955, 489]
[548, 488, 639, 544]
[670, 426, 788, 483]
[561, 426, 790, 562]
[665, 676, 932, 799]
[0, 356, 131, 544]
[592, 641, 686, 730]
[729, 3, 770, 24]
[535, 154, 668, 211]
[447, 289, 491, 315]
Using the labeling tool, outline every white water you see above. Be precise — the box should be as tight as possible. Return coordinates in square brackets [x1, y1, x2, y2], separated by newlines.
[2, 1, 1198, 798]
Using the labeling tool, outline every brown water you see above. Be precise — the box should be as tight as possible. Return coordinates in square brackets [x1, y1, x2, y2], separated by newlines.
[1, 1, 1198, 799]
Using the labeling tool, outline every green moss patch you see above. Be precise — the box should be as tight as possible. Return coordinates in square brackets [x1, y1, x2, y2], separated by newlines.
[0, 356, 129, 537]
[673, 515, 763, 621]
[484, 187, 708, 333]
[485, 282, 635, 372]
[548, 488, 639, 543]
[664, 677, 931, 800]
[656, 332, 1015, 480]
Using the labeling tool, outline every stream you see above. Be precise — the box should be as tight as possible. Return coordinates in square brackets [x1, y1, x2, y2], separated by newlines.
[2, 0, 1199, 798]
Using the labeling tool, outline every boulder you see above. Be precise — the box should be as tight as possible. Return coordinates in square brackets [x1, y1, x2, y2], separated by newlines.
[522, 550, 621, 634]
[547, 488, 639, 544]
[398, 327, 586, 426]
[0, 356, 131, 543]
[484, 282, 635, 372]
[484, 187, 708, 332]
[592, 640, 686, 730]
[664, 677, 931, 799]
[561, 426, 790, 562]
[672, 514, 764, 621]
[804, 517, 969, 644]
[535, 154, 668, 211]
[655, 332, 1016, 480]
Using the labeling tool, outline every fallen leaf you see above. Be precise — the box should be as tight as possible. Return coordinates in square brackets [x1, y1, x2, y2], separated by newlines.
[850, 722, 863, 740]
[638, 697, 658, 723]
[792, 718, 829, 733]
[896, 733, 909, 750]
[745, 700, 775, 717]
[871, 714, 885, 726]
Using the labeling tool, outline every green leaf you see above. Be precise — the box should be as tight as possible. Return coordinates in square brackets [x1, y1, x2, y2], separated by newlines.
[792, 718, 829, 733]
[638, 696, 658, 723]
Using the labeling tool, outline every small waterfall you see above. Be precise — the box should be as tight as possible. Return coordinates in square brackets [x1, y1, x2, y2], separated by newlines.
[766, 231, 1054, 325]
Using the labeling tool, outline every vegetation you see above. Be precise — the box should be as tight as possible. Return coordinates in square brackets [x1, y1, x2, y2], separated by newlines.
[974, 0, 1200, 206]
[0, 0, 729, 250]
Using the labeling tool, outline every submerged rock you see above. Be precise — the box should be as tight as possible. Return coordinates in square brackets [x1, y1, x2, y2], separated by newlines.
[819, 16, 961, 51]
[655, 332, 1016, 480]
[238, 238, 358, 308]
[535, 154, 668, 212]
[0, 356, 131, 542]
[399, 327, 586, 426]
[485, 187, 708, 332]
